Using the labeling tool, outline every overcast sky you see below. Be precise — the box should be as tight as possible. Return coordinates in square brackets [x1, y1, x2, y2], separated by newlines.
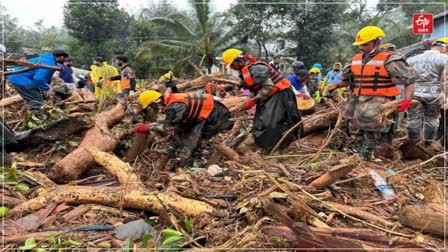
[2, 0, 238, 29]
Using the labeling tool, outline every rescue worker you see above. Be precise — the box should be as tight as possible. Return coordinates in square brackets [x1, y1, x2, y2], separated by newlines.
[324, 62, 343, 86]
[53, 57, 79, 91]
[108, 55, 136, 98]
[7, 50, 69, 118]
[222, 48, 301, 154]
[202, 82, 234, 98]
[406, 38, 448, 147]
[159, 71, 178, 93]
[328, 26, 415, 160]
[308, 67, 322, 97]
[289, 60, 306, 75]
[287, 69, 311, 99]
[134, 89, 231, 163]
[312, 63, 323, 80]
[269, 55, 282, 72]
[90, 56, 120, 98]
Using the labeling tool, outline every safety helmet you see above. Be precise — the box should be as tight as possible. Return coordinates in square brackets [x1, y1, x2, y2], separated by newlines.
[291, 61, 305, 69]
[138, 90, 162, 108]
[333, 62, 343, 68]
[312, 63, 323, 70]
[353, 26, 385, 46]
[309, 67, 321, 74]
[432, 37, 448, 46]
[222, 48, 243, 67]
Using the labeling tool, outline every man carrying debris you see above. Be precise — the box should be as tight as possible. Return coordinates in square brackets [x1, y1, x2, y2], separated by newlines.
[107, 55, 136, 98]
[159, 70, 178, 93]
[53, 57, 80, 93]
[222, 48, 301, 154]
[406, 38, 448, 148]
[134, 89, 231, 164]
[201, 82, 234, 98]
[328, 26, 415, 160]
[7, 50, 69, 119]
[90, 56, 120, 98]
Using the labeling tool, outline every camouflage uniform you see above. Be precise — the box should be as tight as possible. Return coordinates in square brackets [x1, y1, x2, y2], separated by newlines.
[406, 50, 448, 146]
[342, 52, 415, 160]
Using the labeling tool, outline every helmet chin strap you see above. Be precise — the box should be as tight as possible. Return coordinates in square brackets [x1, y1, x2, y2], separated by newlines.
[368, 38, 382, 55]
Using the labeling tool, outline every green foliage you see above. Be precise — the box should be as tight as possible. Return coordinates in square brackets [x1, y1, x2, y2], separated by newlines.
[0, 206, 10, 217]
[159, 228, 185, 250]
[183, 218, 194, 233]
[137, 0, 236, 73]
[14, 183, 30, 192]
[64, 0, 131, 66]
[20, 237, 37, 250]
[123, 238, 134, 252]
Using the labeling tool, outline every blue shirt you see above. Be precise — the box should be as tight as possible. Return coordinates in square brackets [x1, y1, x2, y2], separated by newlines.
[287, 74, 305, 91]
[60, 65, 74, 83]
[8, 53, 57, 90]
[325, 70, 342, 85]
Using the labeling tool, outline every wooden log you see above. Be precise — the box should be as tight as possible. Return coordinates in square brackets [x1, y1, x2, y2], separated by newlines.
[176, 72, 223, 91]
[1, 231, 60, 244]
[214, 143, 242, 162]
[48, 103, 126, 182]
[308, 155, 360, 189]
[302, 109, 339, 135]
[62, 204, 92, 222]
[399, 204, 447, 237]
[9, 147, 215, 218]
[9, 115, 94, 152]
[123, 132, 150, 162]
[423, 179, 445, 205]
[327, 202, 393, 227]
[0, 94, 24, 107]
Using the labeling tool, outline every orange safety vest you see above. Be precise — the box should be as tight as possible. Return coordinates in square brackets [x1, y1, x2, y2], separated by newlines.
[351, 52, 400, 97]
[164, 93, 215, 122]
[121, 79, 131, 89]
[205, 83, 226, 96]
[241, 61, 290, 96]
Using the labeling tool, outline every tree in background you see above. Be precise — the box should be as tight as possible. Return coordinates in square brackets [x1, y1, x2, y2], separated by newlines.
[137, 0, 237, 74]
[64, 0, 131, 67]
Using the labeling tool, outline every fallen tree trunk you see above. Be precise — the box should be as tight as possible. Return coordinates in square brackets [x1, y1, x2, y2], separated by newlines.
[399, 204, 447, 237]
[49, 103, 126, 182]
[308, 155, 360, 189]
[0, 94, 24, 107]
[302, 109, 339, 135]
[123, 132, 150, 162]
[9, 147, 215, 218]
[8, 115, 94, 152]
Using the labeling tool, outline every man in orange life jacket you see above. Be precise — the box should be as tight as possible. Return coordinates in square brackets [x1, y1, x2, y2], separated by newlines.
[203, 82, 234, 98]
[328, 26, 415, 160]
[134, 89, 231, 163]
[222, 49, 302, 154]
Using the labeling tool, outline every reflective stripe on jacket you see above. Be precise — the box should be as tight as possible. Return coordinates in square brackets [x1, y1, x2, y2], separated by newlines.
[164, 93, 215, 122]
[351, 52, 400, 97]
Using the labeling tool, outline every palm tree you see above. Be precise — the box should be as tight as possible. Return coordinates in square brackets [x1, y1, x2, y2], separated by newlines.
[137, 0, 236, 73]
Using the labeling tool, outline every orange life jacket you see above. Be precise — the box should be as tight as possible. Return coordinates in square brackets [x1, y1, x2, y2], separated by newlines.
[351, 52, 400, 97]
[164, 93, 215, 122]
[241, 61, 290, 96]
[121, 79, 131, 89]
[205, 83, 226, 96]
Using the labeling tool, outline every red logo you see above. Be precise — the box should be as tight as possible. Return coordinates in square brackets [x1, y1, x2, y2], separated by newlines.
[413, 14, 433, 34]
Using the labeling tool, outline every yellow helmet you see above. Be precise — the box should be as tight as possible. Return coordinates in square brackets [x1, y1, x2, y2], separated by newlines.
[139, 90, 162, 108]
[353, 26, 385, 46]
[222, 48, 243, 67]
[433, 37, 448, 45]
[309, 67, 321, 74]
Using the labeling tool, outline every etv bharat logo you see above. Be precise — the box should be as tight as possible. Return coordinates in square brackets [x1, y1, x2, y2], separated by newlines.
[413, 14, 433, 34]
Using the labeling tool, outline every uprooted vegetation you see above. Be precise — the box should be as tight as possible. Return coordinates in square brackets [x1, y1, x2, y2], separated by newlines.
[1, 72, 447, 251]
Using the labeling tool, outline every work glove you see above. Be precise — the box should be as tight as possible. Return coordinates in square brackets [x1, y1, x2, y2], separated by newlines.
[245, 99, 257, 109]
[134, 123, 150, 133]
[398, 99, 412, 112]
